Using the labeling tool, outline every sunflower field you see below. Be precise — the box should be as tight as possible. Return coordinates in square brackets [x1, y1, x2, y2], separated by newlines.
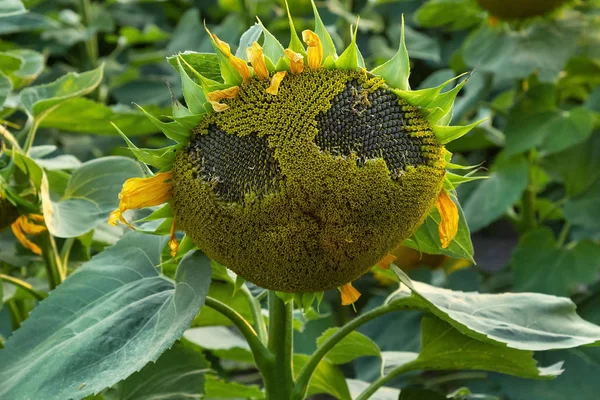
[0, 0, 599, 399]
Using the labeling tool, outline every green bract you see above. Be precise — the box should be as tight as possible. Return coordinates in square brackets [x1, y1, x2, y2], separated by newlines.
[119, 6, 480, 293]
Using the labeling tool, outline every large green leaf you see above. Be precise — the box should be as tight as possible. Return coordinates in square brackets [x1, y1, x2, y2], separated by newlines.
[512, 228, 600, 296]
[39, 98, 160, 136]
[390, 267, 600, 351]
[564, 178, 600, 231]
[462, 154, 529, 232]
[19, 64, 104, 119]
[114, 341, 209, 400]
[184, 326, 254, 363]
[415, 0, 483, 30]
[463, 20, 580, 82]
[294, 354, 351, 400]
[41, 156, 144, 238]
[316, 328, 380, 365]
[1, 49, 44, 88]
[0, 235, 212, 400]
[0, 12, 58, 35]
[505, 107, 595, 156]
[403, 195, 474, 261]
[0, 0, 25, 17]
[382, 316, 562, 379]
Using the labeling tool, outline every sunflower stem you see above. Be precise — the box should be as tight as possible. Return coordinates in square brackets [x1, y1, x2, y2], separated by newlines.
[0, 274, 47, 301]
[264, 291, 295, 400]
[39, 232, 63, 290]
[241, 286, 268, 345]
[291, 302, 397, 399]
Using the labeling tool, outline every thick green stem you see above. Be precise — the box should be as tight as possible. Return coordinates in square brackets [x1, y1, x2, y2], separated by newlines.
[291, 303, 397, 399]
[204, 296, 271, 368]
[39, 232, 63, 290]
[264, 291, 295, 400]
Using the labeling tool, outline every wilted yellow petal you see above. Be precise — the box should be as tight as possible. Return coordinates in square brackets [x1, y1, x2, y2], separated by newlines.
[340, 282, 361, 306]
[302, 30, 322, 69]
[11, 214, 47, 255]
[229, 55, 252, 82]
[284, 49, 305, 74]
[376, 252, 396, 270]
[212, 33, 232, 56]
[247, 42, 269, 80]
[109, 171, 173, 228]
[436, 189, 458, 249]
[169, 217, 179, 257]
[266, 71, 287, 95]
[207, 86, 240, 112]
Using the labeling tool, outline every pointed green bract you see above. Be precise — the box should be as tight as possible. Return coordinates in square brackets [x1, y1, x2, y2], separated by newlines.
[235, 23, 262, 60]
[205, 27, 243, 85]
[285, 0, 306, 54]
[172, 98, 192, 118]
[433, 119, 486, 144]
[445, 171, 487, 190]
[177, 58, 207, 115]
[310, 0, 337, 60]
[371, 15, 409, 90]
[135, 103, 190, 143]
[110, 122, 177, 170]
[422, 78, 468, 125]
[180, 56, 230, 93]
[335, 23, 364, 70]
[173, 113, 205, 131]
[257, 18, 285, 63]
[394, 73, 467, 111]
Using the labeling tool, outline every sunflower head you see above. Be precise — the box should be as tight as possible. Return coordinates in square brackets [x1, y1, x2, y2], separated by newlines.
[111, 4, 480, 294]
[476, 0, 569, 20]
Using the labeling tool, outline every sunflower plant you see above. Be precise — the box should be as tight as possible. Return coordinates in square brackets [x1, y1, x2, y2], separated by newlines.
[1, 1, 600, 399]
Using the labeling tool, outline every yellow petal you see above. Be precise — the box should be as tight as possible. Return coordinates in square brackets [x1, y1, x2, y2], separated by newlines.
[109, 171, 173, 228]
[266, 71, 287, 95]
[302, 30, 322, 69]
[284, 49, 305, 74]
[11, 215, 46, 255]
[229, 55, 252, 82]
[436, 189, 458, 249]
[169, 217, 179, 257]
[212, 33, 232, 56]
[340, 282, 361, 306]
[246, 42, 269, 80]
[207, 86, 240, 112]
[376, 252, 396, 270]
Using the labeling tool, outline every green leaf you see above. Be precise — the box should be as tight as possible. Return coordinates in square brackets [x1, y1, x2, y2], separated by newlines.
[403, 195, 474, 261]
[41, 156, 144, 238]
[316, 328, 380, 364]
[462, 153, 529, 232]
[0, 71, 10, 107]
[205, 375, 265, 399]
[258, 19, 285, 63]
[386, 316, 562, 379]
[39, 98, 160, 136]
[0, 12, 58, 35]
[512, 228, 600, 296]
[0, 0, 25, 17]
[20, 64, 104, 119]
[166, 52, 222, 82]
[505, 107, 595, 156]
[463, 20, 580, 82]
[115, 341, 209, 400]
[415, 0, 483, 30]
[294, 354, 351, 400]
[0, 236, 212, 400]
[310, 0, 337, 61]
[177, 58, 207, 114]
[115, 24, 170, 46]
[184, 326, 254, 363]
[111, 122, 176, 170]
[236, 23, 263, 59]
[390, 267, 600, 351]
[371, 16, 410, 91]
[1, 49, 44, 88]
[564, 179, 600, 231]
[135, 104, 189, 143]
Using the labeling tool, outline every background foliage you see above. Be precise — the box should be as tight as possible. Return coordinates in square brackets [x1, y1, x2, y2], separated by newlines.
[1, 0, 599, 399]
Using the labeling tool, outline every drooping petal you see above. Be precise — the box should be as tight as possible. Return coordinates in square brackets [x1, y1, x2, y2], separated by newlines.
[212, 33, 252, 82]
[285, 49, 305, 74]
[212, 33, 232, 56]
[11, 214, 47, 255]
[377, 252, 396, 270]
[302, 30, 323, 69]
[340, 282, 361, 306]
[266, 71, 287, 95]
[207, 86, 240, 112]
[246, 42, 270, 80]
[109, 171, 174, 228]
[436, 189, 458, 249]
[169, 217, 179, 257]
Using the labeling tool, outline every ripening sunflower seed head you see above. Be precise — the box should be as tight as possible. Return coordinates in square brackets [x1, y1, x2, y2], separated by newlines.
[110, 2, 482, 298]
[476, 0, 569, 20]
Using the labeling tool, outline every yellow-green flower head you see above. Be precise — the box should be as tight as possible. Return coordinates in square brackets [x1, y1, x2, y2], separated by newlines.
[476, 0, 568, 20]
[111, 4, 480, 296]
